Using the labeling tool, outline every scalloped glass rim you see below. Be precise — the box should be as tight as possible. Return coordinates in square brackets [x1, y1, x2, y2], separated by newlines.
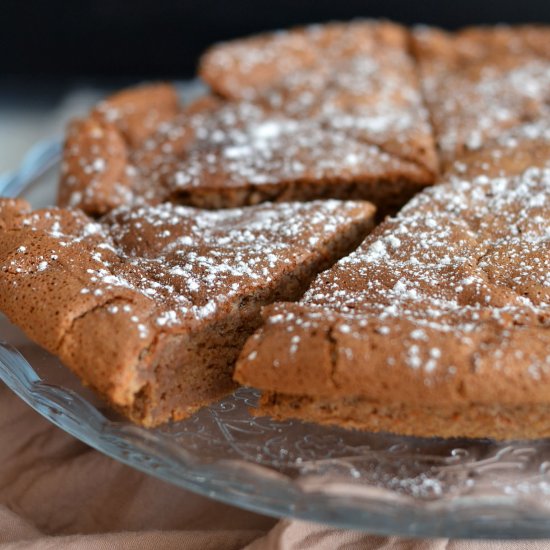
[2, 111, 550, 539]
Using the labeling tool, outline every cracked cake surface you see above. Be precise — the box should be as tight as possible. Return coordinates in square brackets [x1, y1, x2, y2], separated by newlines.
[0, 198, 375, 425]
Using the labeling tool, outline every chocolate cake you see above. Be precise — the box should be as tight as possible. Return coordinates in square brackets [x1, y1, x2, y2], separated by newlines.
[58, 21, 438, 217]
[5, 21, 550, 439]
[234, 159, 550, 440]
[0, 198, 374, 426]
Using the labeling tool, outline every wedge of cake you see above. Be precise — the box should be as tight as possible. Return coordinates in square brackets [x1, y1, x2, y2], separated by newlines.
[0, 198, 375, 426]
[58, 21, 438, 217]
[413, 25, 550, 168]
[234, 158, 550, 440]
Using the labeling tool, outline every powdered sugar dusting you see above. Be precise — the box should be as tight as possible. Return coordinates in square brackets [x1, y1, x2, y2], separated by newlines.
[148, 44, 434, 196]
[3, 200, 371, 329]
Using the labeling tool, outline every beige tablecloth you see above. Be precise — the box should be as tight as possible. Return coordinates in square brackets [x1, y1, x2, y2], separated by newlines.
[1, 84, 550, 550]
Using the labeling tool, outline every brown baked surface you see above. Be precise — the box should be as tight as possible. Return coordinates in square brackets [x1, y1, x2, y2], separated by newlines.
[0, 198, 375, 426]
[413, 25, 550, 168]
[234, 151, 550, 439]
[58, 21, 438, 217]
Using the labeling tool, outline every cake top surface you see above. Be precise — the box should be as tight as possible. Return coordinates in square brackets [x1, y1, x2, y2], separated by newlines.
[176, 19, 437, 185]
[448, 124, 550, 180]
[137, 91, 435, 199]
[304, 167, 549, 326]
[413, 25, 550, 65]
[0, 198, 373, 331]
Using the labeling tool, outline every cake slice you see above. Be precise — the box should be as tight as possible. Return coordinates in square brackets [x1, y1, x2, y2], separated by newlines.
[58, 21, 438, 218]
[235, 159, 550, 440]
[413, 25, 550, 168]
[0, 198, 375, 426]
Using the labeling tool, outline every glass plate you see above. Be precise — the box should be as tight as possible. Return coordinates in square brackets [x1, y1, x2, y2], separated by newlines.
[2, 122, 550, 541]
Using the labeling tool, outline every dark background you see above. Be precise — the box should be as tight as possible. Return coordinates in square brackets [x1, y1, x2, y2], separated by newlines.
[2, 0, 550, 79]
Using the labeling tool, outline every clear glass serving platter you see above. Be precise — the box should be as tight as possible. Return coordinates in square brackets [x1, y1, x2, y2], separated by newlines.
[3, 133, 550, 540]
